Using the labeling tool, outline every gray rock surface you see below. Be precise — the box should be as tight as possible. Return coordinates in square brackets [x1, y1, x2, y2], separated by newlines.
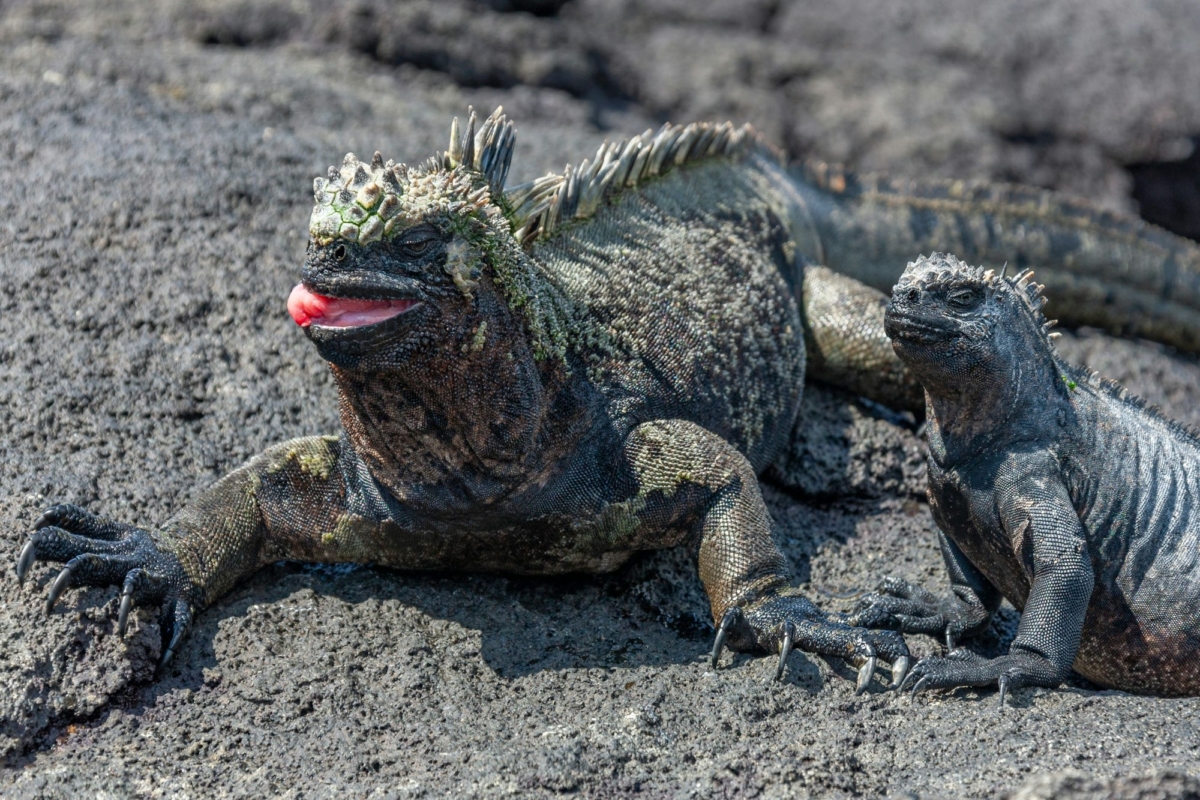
[2, 0, 1200, 796]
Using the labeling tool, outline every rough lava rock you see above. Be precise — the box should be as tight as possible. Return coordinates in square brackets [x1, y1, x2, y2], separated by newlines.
[2, 0, 1200, 796]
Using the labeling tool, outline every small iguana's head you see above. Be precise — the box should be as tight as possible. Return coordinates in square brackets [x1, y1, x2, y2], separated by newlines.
[288, 108, 521, 370]
[885, 253, 1058, 394]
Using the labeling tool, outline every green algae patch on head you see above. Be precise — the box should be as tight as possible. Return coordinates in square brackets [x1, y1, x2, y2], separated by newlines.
[309, 107, 514, 248]
[306, 107, 577, 368]
[309, 156, 494, 248]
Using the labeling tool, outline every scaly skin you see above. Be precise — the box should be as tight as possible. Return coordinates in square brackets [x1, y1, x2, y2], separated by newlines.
[854, 253, 1200, 700]
[17, 109, 1200, 689]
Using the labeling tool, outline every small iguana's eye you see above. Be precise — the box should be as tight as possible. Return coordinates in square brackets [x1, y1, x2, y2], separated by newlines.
[333, 243, 347, 261]
[947, 287, 982, 310]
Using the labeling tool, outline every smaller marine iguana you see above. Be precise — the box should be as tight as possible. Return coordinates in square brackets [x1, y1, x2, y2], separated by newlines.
[852, 253, 1200, 700]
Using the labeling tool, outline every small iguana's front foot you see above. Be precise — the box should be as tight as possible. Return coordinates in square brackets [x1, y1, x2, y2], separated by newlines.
[849, 576, 989, 650]
[901, 648, 1069, 707]
[16, 504, 198, 665]
[711, 588, 911, 692]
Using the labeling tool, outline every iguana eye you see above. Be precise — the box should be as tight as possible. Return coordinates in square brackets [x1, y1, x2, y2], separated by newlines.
[947, 287, 982, 310]
[405, 238, 434, 255]
[396, 226, 442, 258]
[333, 244, 347, 261]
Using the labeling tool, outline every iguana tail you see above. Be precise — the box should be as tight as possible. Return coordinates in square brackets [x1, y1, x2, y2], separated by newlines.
[791, 160, 1200, 353]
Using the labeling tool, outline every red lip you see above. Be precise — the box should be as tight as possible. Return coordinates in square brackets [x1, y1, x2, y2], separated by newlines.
[287, 283, 419, 328]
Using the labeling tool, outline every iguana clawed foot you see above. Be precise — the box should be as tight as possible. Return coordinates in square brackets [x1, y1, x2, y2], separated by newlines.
[16, 504, 197, 666]
[710, 589, 911, 692]
[900, 648, 1067, 707]
[848, 576, 985, 650]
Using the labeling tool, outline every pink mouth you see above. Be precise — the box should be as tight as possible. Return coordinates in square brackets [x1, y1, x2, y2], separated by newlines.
[287, 283, 419, 328]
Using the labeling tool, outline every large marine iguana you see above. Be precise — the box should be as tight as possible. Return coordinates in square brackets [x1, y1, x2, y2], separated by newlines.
[853, 252, 1200, 700]
[16, 109, 1200, 689]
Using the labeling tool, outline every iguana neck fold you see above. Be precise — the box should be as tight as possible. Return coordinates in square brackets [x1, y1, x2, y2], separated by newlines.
[330, 281, 593, 510]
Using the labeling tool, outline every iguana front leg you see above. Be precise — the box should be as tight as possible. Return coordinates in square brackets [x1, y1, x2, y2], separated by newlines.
[16, 435, 365, 664]
[627, 420, 910, 689]
[883, 469, 1093, 705]
[849, 530, 1001, 649]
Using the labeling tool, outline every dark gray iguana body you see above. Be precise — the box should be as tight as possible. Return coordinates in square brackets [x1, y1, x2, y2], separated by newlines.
[17, 109, 1200, 687]
[855, 253, 1200, 698]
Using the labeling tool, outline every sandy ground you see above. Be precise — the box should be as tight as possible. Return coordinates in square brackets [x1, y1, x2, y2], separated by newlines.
[3, 0, 1200, 797]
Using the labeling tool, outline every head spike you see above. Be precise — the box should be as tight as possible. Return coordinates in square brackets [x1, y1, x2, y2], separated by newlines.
[462, 109, 477, 170]
[465, 107, 516, 193]
[447, 116, 462, 165]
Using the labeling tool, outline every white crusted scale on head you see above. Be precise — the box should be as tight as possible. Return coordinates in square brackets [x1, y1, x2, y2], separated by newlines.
[897, 253, 1059, 342]
[308, 107, 516, 246]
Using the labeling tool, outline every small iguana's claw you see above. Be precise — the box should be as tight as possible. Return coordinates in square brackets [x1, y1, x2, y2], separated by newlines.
[711, 588, 911, 692]
[15, 539, 36, 585]
[848, 576, 977, 647]
[17, 503, 198, 666]
[899, 648, 1064, 705]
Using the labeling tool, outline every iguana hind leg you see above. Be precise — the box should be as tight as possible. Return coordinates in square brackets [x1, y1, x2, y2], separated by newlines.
[801, 264, 924, 413]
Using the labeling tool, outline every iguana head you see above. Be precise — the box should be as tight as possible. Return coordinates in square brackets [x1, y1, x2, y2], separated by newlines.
[288, 107, 569, 370]
[885, 252, 1059, 396]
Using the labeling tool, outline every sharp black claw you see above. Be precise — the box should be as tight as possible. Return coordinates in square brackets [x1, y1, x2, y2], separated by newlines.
[855, 644, 877, 695]
[162, 629, 183, 666]
[997, 675, 1009, 709]
[910, 675, 930, 701]
[710, 607, 740, 669]
[33, 512, 54, 530]
[945, 630, 955, 651]
[891, 656, 910, 689]
[45, 564, 74, 613]
[117, 589, 133, 637]
[16, 539, 36, 584]
[774, 621, 795, 682]
[160, 600, 192, 667]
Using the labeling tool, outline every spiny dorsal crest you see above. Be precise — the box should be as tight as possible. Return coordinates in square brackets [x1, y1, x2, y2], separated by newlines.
[444, 106, 515, 193]
[309, 108, 513, 247]
[503, 120, 774, 246]
[1005, 267, 1057, 339]
[901, 253, 1058, 341]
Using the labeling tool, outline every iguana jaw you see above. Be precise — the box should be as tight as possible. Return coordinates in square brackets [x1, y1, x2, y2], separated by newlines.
[884, 310, 961, 344]
[287, 282, 421, 329]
